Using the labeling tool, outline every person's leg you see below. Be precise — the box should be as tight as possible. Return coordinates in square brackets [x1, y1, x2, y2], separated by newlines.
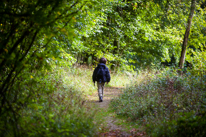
[101, 82, 105, 100]
[97, 82, 102, 102]
[97, 82, 105, 102]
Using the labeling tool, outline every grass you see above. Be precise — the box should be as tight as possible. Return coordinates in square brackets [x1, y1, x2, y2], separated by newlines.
[7, 64, 200, 136]
[63, 66, 96, 95]
[64, 65, 139, 134]
[1, 66, 101, 137]
[110, 68, 206, 136]
[36, 65, 135, 135]
[108, 70, 136, 88]
[64, 65, 136, 95]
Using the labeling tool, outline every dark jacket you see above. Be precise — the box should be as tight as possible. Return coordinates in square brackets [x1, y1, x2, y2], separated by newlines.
[92, 63, 110, 83]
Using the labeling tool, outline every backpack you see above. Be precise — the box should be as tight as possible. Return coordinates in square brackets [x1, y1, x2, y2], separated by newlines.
[96, 66, 105, 83]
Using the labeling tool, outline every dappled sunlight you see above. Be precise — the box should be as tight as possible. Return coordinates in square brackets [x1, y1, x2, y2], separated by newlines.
[1, 0, 205, 136]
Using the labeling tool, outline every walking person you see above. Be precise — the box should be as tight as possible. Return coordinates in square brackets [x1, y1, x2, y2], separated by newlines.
[92, 57, 111, 102]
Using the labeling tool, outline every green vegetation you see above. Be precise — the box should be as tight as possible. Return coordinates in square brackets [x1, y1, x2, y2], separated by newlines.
[0, 66, 98, 136]
[0, 0, 206, 136]
[111, 68, 206, 136]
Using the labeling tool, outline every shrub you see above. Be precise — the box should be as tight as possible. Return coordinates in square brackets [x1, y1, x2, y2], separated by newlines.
[150, 112, 206, 137]
[0, 66, 98, 137]
[111, 68, 206, 136]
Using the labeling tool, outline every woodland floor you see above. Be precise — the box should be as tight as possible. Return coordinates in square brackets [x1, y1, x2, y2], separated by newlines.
[87, 87, 147, 137]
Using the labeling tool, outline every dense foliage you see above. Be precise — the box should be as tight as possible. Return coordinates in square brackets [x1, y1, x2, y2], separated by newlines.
[0, 0, 99, 136]
[0, 0, 205, 136]
[111, 68, 206, 136]
[70, 0, 206, 69]
[0, 66, 99, 136]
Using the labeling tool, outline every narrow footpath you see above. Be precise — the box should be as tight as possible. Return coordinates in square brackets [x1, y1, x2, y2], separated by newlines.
[87, 87, 146, 137]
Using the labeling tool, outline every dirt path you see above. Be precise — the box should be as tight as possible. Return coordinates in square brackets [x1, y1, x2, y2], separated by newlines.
[87, 87, 133, 137]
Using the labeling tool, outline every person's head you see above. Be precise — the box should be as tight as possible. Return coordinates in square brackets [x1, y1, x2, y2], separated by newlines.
[99, 57, 107, 64]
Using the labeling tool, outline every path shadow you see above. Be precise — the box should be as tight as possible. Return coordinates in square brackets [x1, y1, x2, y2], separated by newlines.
[86, 99, 110, 103]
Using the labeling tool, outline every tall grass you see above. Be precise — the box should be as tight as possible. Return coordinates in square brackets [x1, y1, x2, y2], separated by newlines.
[0, 65, 135, 136]
[109, 70, 137, 88]
[111, 68, 206, 136]
[64, 66, 96, 95]
[0, 66, 99, 137]
[65, 65, 136, 94]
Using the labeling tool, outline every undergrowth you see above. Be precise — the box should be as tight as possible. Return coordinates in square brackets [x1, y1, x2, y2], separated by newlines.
[65, 65, 136, 95]
[0, 65, 134, 136]
[111, 68, 206, 136]
[0, 66, 99, 137]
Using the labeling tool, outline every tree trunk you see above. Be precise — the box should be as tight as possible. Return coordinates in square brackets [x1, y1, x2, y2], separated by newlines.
[179, 0, 196, 69]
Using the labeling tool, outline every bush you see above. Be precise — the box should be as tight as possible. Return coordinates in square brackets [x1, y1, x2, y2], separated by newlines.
[0, 66, 98, 137]
[151, 112, 206, 137]
[110, 68, 206, 136]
